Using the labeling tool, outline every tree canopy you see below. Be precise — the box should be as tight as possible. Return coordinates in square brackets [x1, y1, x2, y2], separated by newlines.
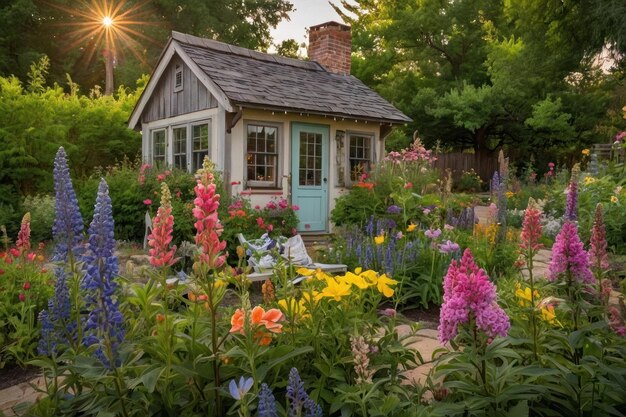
[334, 0, 626, 162]
[1, 0, 294, 90]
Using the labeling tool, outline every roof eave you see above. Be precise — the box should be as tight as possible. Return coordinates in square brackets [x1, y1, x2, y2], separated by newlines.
[233, 102, 412, 125]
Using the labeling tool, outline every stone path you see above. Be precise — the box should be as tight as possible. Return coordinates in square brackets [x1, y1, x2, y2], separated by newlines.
[0, 375, 46, 416]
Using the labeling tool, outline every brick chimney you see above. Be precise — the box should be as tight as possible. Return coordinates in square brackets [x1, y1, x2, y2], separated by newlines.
[308, 21, 351, 75]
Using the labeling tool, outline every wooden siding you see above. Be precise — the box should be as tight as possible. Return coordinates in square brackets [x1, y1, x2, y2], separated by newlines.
[141, 55, 218, 123]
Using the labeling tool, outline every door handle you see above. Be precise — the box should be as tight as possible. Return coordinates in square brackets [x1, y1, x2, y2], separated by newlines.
[323, 177, 327, 183]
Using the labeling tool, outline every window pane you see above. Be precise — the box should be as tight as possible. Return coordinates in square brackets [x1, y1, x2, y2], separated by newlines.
[152, 130, 166, 163]
[192, 121, 211, 172]
[246, 124, 278, 186]
[349, 134, 372, 181]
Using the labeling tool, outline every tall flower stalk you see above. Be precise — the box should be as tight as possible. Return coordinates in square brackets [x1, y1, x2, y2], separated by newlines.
[16, 212, 31, 255]
[148, 183, 179, 269]
[192, 157, 228, 415]
[564, 164, 580, 222]
[518, 198, 543, 359]
[80, 179, 128, 416]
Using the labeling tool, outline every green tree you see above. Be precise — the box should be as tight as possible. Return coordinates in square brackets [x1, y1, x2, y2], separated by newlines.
[334, 0, 617, 163]
[1, 0, 294, 90]
[275, 38, 302, 58]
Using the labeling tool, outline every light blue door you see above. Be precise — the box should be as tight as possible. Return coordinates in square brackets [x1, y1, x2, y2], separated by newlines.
[291, 123, 329, 232]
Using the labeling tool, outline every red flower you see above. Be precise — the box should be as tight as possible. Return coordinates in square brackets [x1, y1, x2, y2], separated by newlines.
[404, 182, 413, 189]
[19, 293, 25, 302]
[23, 282, 31, 291]
[143, 199, 152, 205]
[0, 269, 4, 275]
[10, 248, 19, 258]
[157, 174, 165, 182]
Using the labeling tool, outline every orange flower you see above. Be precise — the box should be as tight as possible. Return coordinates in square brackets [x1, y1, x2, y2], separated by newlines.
[229, 306, 284, 344]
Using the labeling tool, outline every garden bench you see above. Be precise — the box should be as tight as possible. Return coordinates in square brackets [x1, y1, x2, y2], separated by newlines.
[237, 233, 347, 282]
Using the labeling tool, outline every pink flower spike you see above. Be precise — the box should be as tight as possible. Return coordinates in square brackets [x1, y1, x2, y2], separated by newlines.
[148, 183, 179, 268]
[589, 204, 609, 271]
[438, 248, 510, 344]
[16, 213, 31, 254]
[193, 158, 227, 269]
[548, 222, 594, 284]
[519, 199, 543, 256]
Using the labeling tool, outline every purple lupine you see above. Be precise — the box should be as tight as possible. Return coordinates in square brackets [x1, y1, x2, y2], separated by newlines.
[438, 240, 460, 254]
[365, 215, 375, 237]
[385, 235, 396, 276]
[286, 368, 322, 417]
[491, 171, 500, 197]
[37, 268, 73, 355]
[387, 205, 402, 214]
[547, 221, 594, 284]
[564, 180, 578, 222]
[81, 179, 124, 368]
[258, 383, 278, 417]
[439, 249, 510, 344]
[52, 147, 84, 261]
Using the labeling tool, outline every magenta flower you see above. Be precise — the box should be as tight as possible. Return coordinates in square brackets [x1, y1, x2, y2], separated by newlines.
[438, 249, 510, 344]
[589, 203, 609, 271]
[547, 222, 594, 284]
[148, 184, 179, 268]
[143, 199, 152, 206]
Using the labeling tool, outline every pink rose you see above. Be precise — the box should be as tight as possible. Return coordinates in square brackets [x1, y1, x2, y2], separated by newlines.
[291, 205, 300, 211]
[157, 174, 165, 182]
[143, 199, 152, 205]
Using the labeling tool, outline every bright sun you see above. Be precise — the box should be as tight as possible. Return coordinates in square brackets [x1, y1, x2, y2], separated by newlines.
[102, 16, 113, 27]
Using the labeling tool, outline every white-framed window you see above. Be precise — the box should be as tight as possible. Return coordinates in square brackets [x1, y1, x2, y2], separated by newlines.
[151, 129, 166, 165]
[148, 118, 212, 171]
[192, 122, 210, 172]
[348, 132, 374, 181]
[246, 122, 279, 187]
[173, 126, 187, 169]
[174, 64, 183, 92]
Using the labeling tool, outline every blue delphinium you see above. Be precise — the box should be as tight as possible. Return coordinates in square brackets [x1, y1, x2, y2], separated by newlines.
[81, 179, 124, 368]
[490, 171, 501, 198]
[52, 147, 84, 261]
[38, 268, 73, 355]
[258, 383, 278, 417]
[286, 368, 322, 417]
[365, 215, 375, 237]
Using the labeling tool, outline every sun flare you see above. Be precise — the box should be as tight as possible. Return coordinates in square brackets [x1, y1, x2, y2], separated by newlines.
[102, 16, 114, 28]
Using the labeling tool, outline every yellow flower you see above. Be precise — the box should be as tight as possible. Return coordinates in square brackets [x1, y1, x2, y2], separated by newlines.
[611, 195, 619, 203]
[540, 305, 557, 324]
[505, 191, 514, 198]
[406, 223, 417, 232]
[343, 271, 370, 289]
[515, 282, 538, 307]
[583, 176, 596, 185]
[359, 269, 379, 285]
[582, 148, 590, 156]
[317, 277, 352, 301]
[296, 267, 315, 276]
[375, 274, 398, 297]
[374, 234, 385, 245]
[277, 298, 310, 320]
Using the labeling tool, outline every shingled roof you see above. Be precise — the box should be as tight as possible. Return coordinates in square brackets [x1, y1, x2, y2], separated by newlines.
[168, 31, 411, 124]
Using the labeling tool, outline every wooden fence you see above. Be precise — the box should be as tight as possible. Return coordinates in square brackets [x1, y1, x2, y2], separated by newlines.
[433, 152, 499, 183]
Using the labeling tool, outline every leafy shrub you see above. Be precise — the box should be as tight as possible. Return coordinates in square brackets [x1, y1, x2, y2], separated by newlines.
[453, 168, 482, 192]
[22, 194, 55, 242]
[332, 138, 438, 227]
[77, 160, 198, 243]
[0, 250, 53, 368]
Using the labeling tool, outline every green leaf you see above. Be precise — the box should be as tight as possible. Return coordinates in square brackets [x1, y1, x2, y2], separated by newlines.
[256, 345, 313, 381]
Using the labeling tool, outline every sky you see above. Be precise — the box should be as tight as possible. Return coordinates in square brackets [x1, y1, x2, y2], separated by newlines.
[269, 0, 346, 51]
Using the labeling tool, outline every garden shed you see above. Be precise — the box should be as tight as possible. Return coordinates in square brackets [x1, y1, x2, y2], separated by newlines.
[128, 22, 411, 233]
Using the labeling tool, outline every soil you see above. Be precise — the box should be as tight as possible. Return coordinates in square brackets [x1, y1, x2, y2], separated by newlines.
[0, 364, 41, 391]
[399, 305, 440, 330]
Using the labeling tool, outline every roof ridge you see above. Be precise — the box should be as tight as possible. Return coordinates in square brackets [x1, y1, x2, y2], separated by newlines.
[171, 31, 323, 72]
